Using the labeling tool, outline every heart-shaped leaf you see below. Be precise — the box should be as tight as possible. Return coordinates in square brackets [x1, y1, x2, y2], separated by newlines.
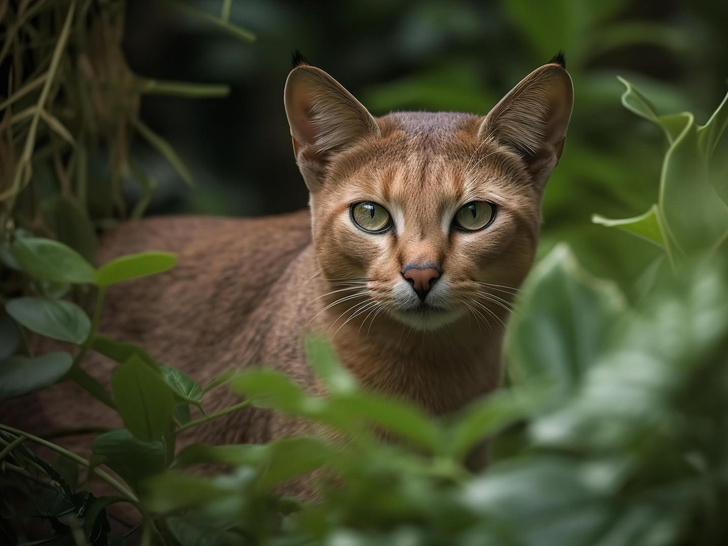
[6, 297, 91, 344]
[11, 237, 96, 284]
[0, 352, 73, 399]
[161, 366, 202, 404]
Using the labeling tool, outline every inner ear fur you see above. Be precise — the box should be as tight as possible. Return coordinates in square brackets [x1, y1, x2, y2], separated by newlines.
[284, 65, 380, 191]
[478, 63, 574, 188]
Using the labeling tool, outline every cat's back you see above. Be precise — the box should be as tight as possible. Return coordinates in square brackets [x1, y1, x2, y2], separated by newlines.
[97, 210, 312, 370]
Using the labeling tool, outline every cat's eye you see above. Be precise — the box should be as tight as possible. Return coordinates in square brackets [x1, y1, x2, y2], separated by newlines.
[350, 202, 392, 233]
[453, 201, 497, 232]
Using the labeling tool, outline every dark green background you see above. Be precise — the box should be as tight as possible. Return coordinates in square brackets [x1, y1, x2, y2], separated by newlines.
[123, 0, 728, 288]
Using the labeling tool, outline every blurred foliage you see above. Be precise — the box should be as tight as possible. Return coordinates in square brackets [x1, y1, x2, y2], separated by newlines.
[0, 0, 251, 256]
[3, 0, 728, 544]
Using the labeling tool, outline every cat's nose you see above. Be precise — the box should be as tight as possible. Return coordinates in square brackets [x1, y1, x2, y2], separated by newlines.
[402, 265, 441, 301]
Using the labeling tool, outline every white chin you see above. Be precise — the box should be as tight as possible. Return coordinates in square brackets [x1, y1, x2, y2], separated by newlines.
[390, 308, 462, 331]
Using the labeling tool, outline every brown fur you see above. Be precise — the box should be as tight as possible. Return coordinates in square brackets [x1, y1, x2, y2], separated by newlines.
[2, 61, 573, 494]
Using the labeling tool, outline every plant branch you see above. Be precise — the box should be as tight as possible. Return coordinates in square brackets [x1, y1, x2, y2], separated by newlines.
[176, 400, 251, 433]
[0, 423, 138, 503]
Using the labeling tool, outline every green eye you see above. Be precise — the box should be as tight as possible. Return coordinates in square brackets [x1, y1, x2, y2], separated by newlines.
[453, 201, 496, 231]
[351, 202, 392, 233]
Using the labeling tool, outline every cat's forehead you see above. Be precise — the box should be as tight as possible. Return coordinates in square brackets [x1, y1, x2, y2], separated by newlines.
[380, 112, 481, 137]
[326, 110, 530, 208]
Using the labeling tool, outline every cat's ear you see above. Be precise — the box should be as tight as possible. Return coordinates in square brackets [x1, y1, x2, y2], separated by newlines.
[478, 60, 573, 189]
[284, 64, 380, 191]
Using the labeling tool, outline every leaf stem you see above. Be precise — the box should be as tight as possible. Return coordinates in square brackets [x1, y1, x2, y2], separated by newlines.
[68, 287, 115, 408]
[0, 423, 138, 503]
[0, 433, 26, 462]
[176, 400, 251, 434]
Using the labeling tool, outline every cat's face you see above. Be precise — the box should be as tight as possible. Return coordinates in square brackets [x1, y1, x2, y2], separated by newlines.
[285, 60, 572, 331]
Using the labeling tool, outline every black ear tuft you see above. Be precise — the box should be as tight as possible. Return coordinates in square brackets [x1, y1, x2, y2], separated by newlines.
[292, 50, 310, 68]
[548, 51, 566, 69]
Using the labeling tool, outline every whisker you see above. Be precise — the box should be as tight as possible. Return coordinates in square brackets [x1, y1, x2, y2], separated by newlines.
[464, 301, 492, 335]
[475, 281, 520, 295]
[367, 305, 386, 336]
[307, 291, 369, 325]
[471, 300, 508, 331]
[333, 300, 379, 337]
[326, 299, 370, 332]
[310, 285, 366, 303]
[478, 292, 519, 315]
[357, 302, 383, 337]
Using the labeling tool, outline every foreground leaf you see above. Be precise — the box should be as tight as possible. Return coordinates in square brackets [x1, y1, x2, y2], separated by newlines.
[11, 237, 96, 284]
[0, 352, 73, 399]
[305, 335, 357, 394]
[95, 252, 177, 287]
[659, 113, 728, 256]
[592, 205, 664, 247]
[0, 312, 20, 360]
[232, 368, 308, 413]
[698, 91, 728, 157]
[174, 437, 336, 489]
[92, 429, 165, 490]
[92, 335, 158, 367]
[161, 366, 203, 404]
[6, 297, 90, 344]
[112, 354, 176, 441]
[506, 245, 625, 390]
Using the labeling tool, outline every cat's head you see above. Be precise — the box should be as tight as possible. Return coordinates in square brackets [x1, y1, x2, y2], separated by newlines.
[284, 56, 573, 331]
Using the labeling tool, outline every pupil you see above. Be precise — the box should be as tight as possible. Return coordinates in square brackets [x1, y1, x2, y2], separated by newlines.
[368, 205, 375, 219]
[469, 204, 477, 218]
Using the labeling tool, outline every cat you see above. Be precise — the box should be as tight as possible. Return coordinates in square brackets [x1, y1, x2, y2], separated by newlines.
[3, 53, 572, 493]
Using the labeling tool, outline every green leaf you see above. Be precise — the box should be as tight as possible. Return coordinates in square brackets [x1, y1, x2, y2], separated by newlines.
[592, 205, 665, 247]
[618, 76, 684, 143]
[11, 237, 96, 284]
[305, 335, 357, 394]
[112, 354, 176, 441]
[95, 252, 177, 287]
[0, 312, 20, 359]
[505, 245, 625, 390]
[91, 335, 158, 367]
[659, 113, 728, 256]
[448, 388, 546, 459]
[698, 91, 728, 157]
[166, 515, 232, 546]
[42, 195, 97, 263]
[92, 429, 165, 490]
[202, 369, 234, 393]
[6, 297, 90, 344]
[53, 454, 79, 489]
[174, 437, 335, 489]
[133, 119, 195, 188]
[329, 392, 443, 451]
[232, 369, 308, 413]
[175, 403, 191, 425]
[67, 366, 117, 409]
[0, 352, 73, 399]
[161, 366, 202, 404]
[142, 472, 243, 513]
